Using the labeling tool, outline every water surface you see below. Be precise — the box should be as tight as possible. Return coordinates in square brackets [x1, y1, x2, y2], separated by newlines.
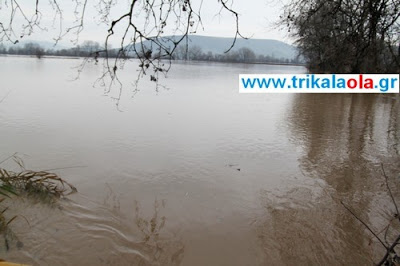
[0, 56, 399, 265]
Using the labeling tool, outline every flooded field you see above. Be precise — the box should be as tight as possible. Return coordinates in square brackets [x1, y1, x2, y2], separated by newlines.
[0, 56, 399, 265]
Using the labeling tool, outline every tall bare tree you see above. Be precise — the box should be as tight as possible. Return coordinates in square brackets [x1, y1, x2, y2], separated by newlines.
[282, 0, 400, 73]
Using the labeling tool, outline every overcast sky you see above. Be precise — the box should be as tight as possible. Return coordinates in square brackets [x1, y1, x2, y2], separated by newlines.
[205, 0, 292, 42]
[1, 0, 292, 47]
[180, 0, 290, 40]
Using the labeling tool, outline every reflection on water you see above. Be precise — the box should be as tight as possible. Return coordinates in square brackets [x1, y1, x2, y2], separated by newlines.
[258, 94, 400, 265]
[134, 199, 184, 266]
[4, 196, 184, 266]
[0, 56, 399, 265]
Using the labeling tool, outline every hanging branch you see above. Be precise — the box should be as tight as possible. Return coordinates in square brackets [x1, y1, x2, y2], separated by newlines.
[341, 164, 400, 265]
[381, 163, 400, 219]
[0, 0, 246, 102]
[340, 200, 387, 249]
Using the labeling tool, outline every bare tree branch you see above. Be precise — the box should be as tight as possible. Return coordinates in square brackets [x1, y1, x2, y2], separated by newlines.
[340, 200, 388, 249]
[0, 0, 246, 104]
[382, 163, 400, 219]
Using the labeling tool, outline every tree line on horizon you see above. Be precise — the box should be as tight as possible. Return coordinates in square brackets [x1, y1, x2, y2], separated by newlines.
[0, 40, 302, 65]
[0, 0, 397, 77]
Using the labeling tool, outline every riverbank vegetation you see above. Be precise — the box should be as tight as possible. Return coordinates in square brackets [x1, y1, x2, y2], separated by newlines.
[282, 0, 400, 73]
[0, 154, 76, 251]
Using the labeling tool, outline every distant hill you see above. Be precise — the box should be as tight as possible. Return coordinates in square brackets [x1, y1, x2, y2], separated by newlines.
[1, 35, 299, 61]
[136, 35, 298, 60]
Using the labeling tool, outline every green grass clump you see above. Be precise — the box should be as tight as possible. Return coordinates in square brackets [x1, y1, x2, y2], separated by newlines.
[0, 154, 77, 252]
[0, 168, 77, 199]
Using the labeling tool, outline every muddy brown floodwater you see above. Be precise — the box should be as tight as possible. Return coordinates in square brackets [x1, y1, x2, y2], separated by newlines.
[0, 56, 399, 265]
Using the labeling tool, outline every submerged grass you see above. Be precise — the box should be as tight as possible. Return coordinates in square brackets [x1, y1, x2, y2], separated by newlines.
[0, 168, 77, 199]
[0, 153, 77, 253]
[0, 153, 76, 200]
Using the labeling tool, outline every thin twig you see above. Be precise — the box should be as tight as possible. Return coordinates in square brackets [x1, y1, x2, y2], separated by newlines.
[340, 200, 388, 249]
[0, 90, 12, 104]
[377, 235, 400, 266]
[381, 163, 399, 217]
